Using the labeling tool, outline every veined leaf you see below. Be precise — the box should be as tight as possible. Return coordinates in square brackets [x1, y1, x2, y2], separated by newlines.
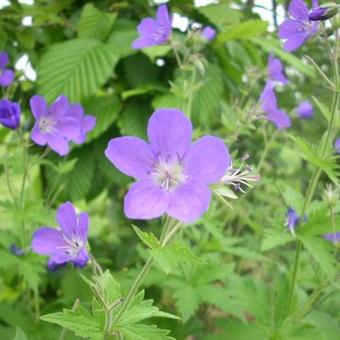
[261, 228, 294, 251]
[37, 39, 118, 102]
[118, 323, 174, 340]
[132, 225, 160, 250]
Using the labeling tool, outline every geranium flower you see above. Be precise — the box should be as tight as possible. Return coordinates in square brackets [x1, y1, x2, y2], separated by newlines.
[260, 82, 291, 129]
[30, 95, 95, 156]
[201, 26, 216, 41]
[335, 138, 340, 153]
[32, 202, 89, 270]
[268, 54, 288, 84]
[285, 207, 300, 235]
[132, 5, 172, 49]
[296, 100, 314, 119]
[278, 0, 319, 51]
[0, 52, 14, 87]
[0, 99, 20, 130]
[309, 6, 338, 21]
[324, 232, 340, 244]
[105, 109, 230, 223]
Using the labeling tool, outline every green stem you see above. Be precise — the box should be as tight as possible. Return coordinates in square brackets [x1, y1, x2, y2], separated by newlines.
[257, 129, 279, 172]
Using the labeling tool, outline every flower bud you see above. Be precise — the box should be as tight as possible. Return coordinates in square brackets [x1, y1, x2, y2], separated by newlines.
[0, 99, 21, 130]
[309, 7, 338, 22]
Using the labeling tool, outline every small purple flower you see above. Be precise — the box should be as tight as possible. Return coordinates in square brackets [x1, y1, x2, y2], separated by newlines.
[0, 52, 14, 87]
[335, 138, 340, 154]
[10, 244, 25, 256]
[278, 0, 319, 51]
[285, 207, 300, 235]
[105, 108, 230, 223]
[260, 82, 291, 130]
[31, 202, 90, 270]
[201, 26, 216, 41]
[30, 95, 95, 156]
[309, 7, 338, 21]
[324, 232, 340, 244]
[132, 5, 172, 49]
[296, 100, 314, 119]
[0, 99, 20, 130]
[268, 54, 288, 84]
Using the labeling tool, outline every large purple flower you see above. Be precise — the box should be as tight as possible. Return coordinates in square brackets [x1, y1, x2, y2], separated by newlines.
[30, 95, 95, 156]
[260, 82, 291, 129]
[132, 5, 172, 49]
[201, 26, 216, 41]
[0, 99, 20, 130]
[0, 52, 14, 87]
[105, 109, 230, 223]
[278, 0, 319, 51]
[268, 54, 288, 84]
[296, 100, 314, 119]
[32, 202, 89, 270]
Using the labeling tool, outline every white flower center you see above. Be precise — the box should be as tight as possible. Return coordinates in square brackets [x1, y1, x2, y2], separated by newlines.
[38, 117, 56, 133]
[151, 158, 187, 192]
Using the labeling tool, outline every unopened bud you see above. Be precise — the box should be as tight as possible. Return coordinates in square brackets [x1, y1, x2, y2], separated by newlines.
[309, 7, 338, 22]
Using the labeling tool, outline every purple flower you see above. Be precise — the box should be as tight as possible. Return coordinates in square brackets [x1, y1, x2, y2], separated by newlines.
[309, 7, 338, 21]
[335, 138, 340, 153]
[260, 82, 291, 130]
[105, 109, 230, 223]
[268, 54, 288, 84]
[296, 100, 314, 119]
[201, 26, 216, 41]
[30, 95, 95, 156]
[0, 99, 20, 130]
[10, 244, 25, 256]
[0, 52, 14, 87]
[285, 207, 300, 234]
[31, 202, 89, 270]
[132, 5, 172, 49]
[278, 0, 319, 51]
[324, 232, 340, 244]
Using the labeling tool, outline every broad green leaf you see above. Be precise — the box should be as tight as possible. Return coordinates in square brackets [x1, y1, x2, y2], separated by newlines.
[261, 228, 294, 251]
[37, 39, 118, 102]
[78, 3, 116, 41]
[119, 323, 174, 340]
[218, 20, 268, 42]
[173, 285, 200, 322]
[41, 306, 104, 339]
[95, 270, 121, 304]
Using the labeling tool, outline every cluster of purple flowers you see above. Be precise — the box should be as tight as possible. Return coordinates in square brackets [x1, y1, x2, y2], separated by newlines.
[30, 95, 95, 156]
[0, 52, 14, 87]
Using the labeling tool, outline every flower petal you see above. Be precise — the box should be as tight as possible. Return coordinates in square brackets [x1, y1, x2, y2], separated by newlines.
[105, 136, 155, 180]
[77, 212, 89, 244]
[124, 179, 169, 220]
[167, 181, 211, 223]
[0, 69, 14, 87]
[147, 108, 192, 160]
[49, 95, 69, 118]
[185, 136, 230, 184]
[283, 32, 309, 52]
[289, 0, 309, 21]
[73, 248, 89, 268]
[278, 19, 303, 39]
[260, 81, 277, 112]
[0, 52, 9, 69]
[56, 202, 78, 239]
[137, 18, 158, 36]
[266, 109, 291, 130]
[132, 37, 155, 49]
[32, 227, 65, 256]
[31, 123, 47, 146]
[156, 5, 170, 26]
[47, 253, 72, 270]
[30, 95, 48, 119]
[46, 133, 70, 156]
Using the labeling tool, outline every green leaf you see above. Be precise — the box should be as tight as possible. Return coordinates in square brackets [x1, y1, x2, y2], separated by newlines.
[13, 327, 28, 340]
[132, 225, 160, 250]
[84, 94, 122, 141]
[173, 285, 200, 322]
[218, 20, 268, 42]
[95, 270, 121, 304]
[78, 3, 116, 41]
[37, 39, 118, 102]
[300, 207, 335, 236]
[41, 306, 104, 339]
[261, 228, 294, 251]
[119, 323, 174, 340]
[278, 184, 304, 214]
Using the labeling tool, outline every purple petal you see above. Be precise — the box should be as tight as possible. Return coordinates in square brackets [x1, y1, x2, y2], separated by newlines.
[105, 137, 155, 180]
[56, 202, 78, 239]
[132, 37, 155, 49]
[185, 136, 230, 184]
[278, 19, 303, 39]
[137, 18, 158, 36]
[73, 248, 89, 268]
[202, 26, 216, 41]
[82, 115, 96, 133]
[124, 179, 169, 220]
[0, 69, 14, 87]
[0, 99, 20, 129]
[167, 181, 211, 223]
[289, 0, 309, 21]
[31, 123, 47, 146]
[334, 138, 340, 154]
[56, 117, 81, 140]
[266, 109, 291, 130]
[47, 253, 73, 269]
[45, 133, 70, 156]
[32, 227, 65, 256]
[49, 95, 69, 118]
[30, 95, 48, 119]
[0, 52, 9, 69]
[147, 108, 192, 160]
[156, 5, 171, 28]
[77, 212, 89, 244]
[260, 81, 277, 112]
[324, 232, 340, 244]
[268, 55, 288, 84]
[296, 101, 314, 119]
[283, 32, 309, 51]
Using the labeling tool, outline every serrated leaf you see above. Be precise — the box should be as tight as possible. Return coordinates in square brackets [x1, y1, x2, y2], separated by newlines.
[41, 306, 104, 338]
[132, 225, 160, 250]
[278, 184, 304, 215]
[118, 323, 174, 340]
[95, 270, 121, 304]
[261, 228, 294, 251]
[78, 3, 116, 41]
[37, 39, 118, 102]
[173, 285, 200, 322]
